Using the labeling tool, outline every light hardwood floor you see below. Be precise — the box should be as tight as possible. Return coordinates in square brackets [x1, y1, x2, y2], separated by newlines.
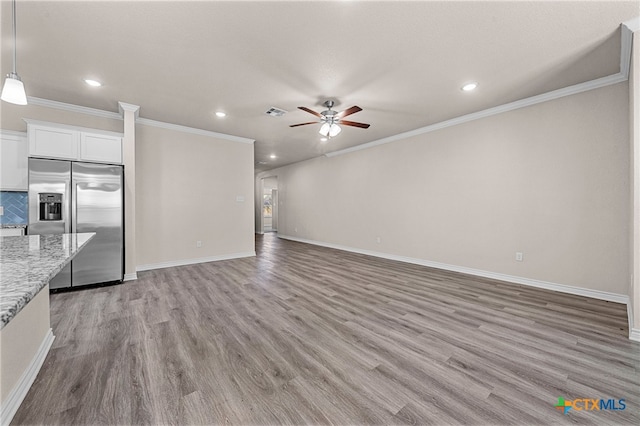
[13, 233, 640, 425]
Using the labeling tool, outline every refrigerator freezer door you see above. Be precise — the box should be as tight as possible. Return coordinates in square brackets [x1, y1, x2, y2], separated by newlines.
[28, 158, 70, 235]
[28, 158, 72, 289]
[71, 162, 123, 286]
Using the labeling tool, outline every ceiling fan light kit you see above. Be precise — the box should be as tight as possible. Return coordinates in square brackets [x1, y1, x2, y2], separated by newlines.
[319, 122, 342, 138]
[1, 0, 28, 106]
[290, 100, 370, 138]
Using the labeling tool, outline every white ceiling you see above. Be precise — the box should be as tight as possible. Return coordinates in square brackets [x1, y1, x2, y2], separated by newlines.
[1, 1, 638, 171]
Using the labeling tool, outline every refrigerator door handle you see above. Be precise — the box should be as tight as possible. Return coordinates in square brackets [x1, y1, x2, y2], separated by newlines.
[65, 179, 71, 234]
[71, 179, 78, 234]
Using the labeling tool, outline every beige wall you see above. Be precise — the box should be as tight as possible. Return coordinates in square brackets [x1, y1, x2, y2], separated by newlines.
[0, 102, 122, 133]
[0, 286, 50, 404]
[630, 30, 640, 332]
[265, 82, 630, 295]
[2, 102, 255, 270]
[135, 124, 254, 267]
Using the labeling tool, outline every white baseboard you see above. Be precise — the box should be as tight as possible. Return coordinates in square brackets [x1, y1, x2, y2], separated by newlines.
[628, 303, 634, 338]
[123, 273, 138, 281]
[630, 328, 640, 342]
[136, 251, 256, 272]
[1, 329, 54, 426]
[278, 235, 629, 305]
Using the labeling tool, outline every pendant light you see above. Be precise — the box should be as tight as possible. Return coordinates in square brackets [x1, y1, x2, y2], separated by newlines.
[1, 0, 27, 105]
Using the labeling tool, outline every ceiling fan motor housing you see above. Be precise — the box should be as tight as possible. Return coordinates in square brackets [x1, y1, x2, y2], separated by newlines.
[321, 109, 337, 123]
[321, 101, 337, 123]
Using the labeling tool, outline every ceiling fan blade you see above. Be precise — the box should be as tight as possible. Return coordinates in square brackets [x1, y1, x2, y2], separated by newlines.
[337, 106, 362, 118]
[339, 120, 370, 129]
[289, 121, 318, 128]
[298, 106, 323, 118]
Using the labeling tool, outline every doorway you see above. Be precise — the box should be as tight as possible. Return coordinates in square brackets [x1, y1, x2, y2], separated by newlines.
[261, 176, 278, 233]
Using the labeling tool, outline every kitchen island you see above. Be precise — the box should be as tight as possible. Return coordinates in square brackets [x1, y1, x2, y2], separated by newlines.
[0, 232, 94, 425]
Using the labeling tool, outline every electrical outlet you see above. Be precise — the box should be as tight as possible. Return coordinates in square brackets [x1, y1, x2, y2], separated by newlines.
[376, 236, 381, 244]
[515, 252, 523, 262]
[294, 227, 298, 233]
[196, 240, 202, 248]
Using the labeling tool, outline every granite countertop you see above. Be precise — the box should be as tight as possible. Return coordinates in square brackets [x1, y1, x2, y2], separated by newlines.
[0, 233, 95, 329]
[1, 224, 27, 229]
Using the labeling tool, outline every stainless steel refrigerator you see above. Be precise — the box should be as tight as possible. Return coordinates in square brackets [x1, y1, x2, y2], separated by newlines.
[28, 158, 124, 289]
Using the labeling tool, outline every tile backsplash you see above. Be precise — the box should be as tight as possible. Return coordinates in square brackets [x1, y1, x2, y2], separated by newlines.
[0, 191, 28, 225]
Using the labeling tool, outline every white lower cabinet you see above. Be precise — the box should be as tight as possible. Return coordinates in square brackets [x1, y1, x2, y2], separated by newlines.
[0, 228, 25, 236]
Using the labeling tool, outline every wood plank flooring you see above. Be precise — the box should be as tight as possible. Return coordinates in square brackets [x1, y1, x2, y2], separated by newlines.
[12, 233, 640, 425]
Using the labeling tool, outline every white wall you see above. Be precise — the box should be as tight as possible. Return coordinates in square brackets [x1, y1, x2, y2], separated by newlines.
[135, 124, 254, 268]
[265, 82, 630, 296]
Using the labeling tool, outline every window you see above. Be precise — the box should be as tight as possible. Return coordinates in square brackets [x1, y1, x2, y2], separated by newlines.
[263, 193, 272, 218]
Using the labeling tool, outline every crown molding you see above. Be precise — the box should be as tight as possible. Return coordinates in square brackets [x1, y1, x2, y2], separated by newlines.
[0, 129, 26, 140]
[326, 18, 639, 159]
[136, 117, 255, 144]
[620, 21, 636, 79]
[623, 16, 640, 32]
[24, 16, 638, 155]
[326, 72, 626, 158]
[23, 97, 254, 145]
[22, 118, 124, 138]
[26, 96, 123, 121]
[118, 101, 140, 118]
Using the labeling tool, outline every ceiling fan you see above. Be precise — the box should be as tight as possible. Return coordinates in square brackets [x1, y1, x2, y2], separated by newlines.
[290, 100, 370, 138]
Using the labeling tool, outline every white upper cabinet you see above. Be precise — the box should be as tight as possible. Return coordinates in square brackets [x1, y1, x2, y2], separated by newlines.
[0, 131, 28, 191]
[28, 124, 79, 160]
[26, 120, 123, 165]
[80, 132, 122, 164]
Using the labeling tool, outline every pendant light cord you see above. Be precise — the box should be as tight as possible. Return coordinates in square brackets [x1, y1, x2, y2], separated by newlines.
[11, 0, 17, 74]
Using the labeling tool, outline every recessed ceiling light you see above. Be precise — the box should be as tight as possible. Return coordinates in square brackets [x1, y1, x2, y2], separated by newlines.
[84, 79, 102, 87]
[215, 111, 226, 118]
[270, 154, 277, 159]
[320, 137, 328, 142]
[461, 82, 478, 92]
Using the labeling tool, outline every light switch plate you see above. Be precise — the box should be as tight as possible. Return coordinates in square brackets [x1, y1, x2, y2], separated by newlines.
[236, 196, 245, 202]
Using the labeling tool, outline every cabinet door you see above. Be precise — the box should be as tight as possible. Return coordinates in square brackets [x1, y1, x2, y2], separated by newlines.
[0, 132, 28, 191]
[79, 132, 122, 164]
[0, 228, 25, 237]
[29, 125, 79, 160]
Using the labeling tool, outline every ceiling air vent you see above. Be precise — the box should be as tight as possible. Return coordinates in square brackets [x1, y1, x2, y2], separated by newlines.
[265, 107, 287, 117]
